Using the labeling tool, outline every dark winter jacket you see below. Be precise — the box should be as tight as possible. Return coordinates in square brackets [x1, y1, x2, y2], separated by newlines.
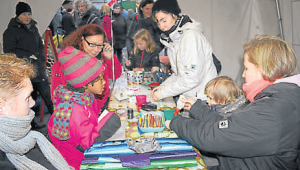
[126, 48, 160, 72]
[0, 144, 57, 170]
[112, 12, 128, 49]
[126, 14, 163, 56]
[170, 76, 300, 170]
[76, 6, 102, 28]
[62, 12, 76, 37]
[3, 18, 46, 83]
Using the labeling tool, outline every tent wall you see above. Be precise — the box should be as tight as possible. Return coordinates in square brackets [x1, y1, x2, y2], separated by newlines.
[0, 0, 299, 86]
[179, 0, 300, 86]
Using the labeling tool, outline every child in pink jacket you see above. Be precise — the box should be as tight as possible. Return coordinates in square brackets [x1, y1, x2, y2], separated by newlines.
[48, 46, 121, 170]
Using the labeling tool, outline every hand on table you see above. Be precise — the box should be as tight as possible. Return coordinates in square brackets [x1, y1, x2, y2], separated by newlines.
[151, 85, 164, 101]
[181, 97, 196, 110]
[165, 120, 171, 129]
[151, 66, 159, 73]
[103, 42, 113, 59]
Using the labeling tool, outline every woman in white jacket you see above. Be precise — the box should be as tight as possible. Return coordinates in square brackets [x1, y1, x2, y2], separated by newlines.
[151, 0, 217, 101]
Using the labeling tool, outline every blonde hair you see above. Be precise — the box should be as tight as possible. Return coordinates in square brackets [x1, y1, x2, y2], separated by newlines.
[0, 54, 35, 102]
[204, 76, 244, 104]
[243, 35, 297, 81]
[133, 29, 157, 55]
[101, 4, 111, 16]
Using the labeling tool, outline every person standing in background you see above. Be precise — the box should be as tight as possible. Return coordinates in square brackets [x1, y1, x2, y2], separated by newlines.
[2, 2, 54, 119]
[50, 8, 64, 36]
[73, 0, 102, 29]
[62, 7, 76, 38]
[126, 0, 163, 62]
[112, 3, 128, 64]
[100, 4, 113, 44]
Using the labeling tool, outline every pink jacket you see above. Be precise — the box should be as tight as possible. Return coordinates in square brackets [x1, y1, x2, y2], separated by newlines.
[50, 51, 122, 108]
[48, 88, 114, 170]
[102, 16, 113, 42]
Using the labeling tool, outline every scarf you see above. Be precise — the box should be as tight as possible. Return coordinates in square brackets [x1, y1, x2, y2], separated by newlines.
[161, 15, 192, 43]
[0, 110, 73, 170]
[52, 85, 94, 140]
[242, 79, 274, 102]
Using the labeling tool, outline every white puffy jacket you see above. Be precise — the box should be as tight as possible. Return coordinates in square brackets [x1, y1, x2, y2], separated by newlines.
[159, 16, 217, 100]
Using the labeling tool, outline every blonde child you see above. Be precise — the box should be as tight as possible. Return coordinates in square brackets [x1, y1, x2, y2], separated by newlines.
[125, 29, 161, 72]
[166, 76, 245, 168]
[179, 76, 245, 111]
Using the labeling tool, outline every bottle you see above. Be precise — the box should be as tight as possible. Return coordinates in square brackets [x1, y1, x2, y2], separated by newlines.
[173, 95, 185, 116]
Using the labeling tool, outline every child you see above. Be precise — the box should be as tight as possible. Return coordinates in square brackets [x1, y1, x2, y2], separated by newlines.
[125, 29, 161, 72]
[180, 76, 245, 112]
[168, 76, 245, 168]
[48, 46, 121, 170]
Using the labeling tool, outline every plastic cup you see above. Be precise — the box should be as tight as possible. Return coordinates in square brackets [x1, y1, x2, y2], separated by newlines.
[127, 71, 135, 85]
[136, 95, 147, 108]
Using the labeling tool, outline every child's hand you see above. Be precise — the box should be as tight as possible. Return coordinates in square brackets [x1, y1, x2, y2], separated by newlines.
[151, 66, 159, 72]
[125, 60, 131, 66]
[165, 120, 171, 129]
[181, 97, 196, 110]
[102, 42, 113, 59]
[132, 68, 144, 72]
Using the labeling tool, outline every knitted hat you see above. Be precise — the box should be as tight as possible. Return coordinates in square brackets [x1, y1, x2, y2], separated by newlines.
[58, 46, 105, 88]
[15, 2, 32, 17]
[152, 0, 181, 16]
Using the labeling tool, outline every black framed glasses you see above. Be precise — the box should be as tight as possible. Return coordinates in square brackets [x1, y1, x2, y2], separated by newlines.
[84, 37, 104, 48]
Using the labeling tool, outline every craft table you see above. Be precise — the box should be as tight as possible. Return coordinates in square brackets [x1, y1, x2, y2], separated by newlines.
[102, 73, 207, 170]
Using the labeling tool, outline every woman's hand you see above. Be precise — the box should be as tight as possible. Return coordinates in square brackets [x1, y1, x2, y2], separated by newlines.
[125, 60, 131, 66]
[151, 85, 165, 101]
[181, 97, 196, 110]
[165, 120, 171, 129]
[103, 42, 113, 59]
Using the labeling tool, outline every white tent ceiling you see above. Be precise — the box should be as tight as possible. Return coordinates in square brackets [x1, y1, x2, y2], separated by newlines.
[1, 0, 299, 86]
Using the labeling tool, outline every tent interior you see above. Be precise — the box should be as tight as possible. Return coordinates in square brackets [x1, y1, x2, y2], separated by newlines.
[1, 0, 299, 86]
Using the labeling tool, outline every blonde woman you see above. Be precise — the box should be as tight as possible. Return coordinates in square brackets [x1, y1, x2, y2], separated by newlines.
[166, 35, 300, 169]
[125, 29, 160, 72]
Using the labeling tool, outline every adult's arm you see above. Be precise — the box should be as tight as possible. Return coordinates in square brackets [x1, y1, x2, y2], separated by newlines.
[104, 54, 122, 80]
[170, 97, 293, 158]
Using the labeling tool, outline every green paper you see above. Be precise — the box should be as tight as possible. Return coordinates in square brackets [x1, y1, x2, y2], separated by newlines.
[164, 110, 176, 120]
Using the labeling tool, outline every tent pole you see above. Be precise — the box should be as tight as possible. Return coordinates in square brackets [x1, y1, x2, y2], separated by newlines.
[275, 0, 284, 40]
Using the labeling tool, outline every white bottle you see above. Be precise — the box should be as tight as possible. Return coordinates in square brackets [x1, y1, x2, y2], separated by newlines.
[174, 95, 185, 116]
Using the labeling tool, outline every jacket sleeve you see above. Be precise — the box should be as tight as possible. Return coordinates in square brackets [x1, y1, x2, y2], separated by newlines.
[70, 103, 113, 149]
[104, 54, 122, 80]
[3, 28, 18, 55]
[170, 97, 293, 158]
[103, 16, 112, 42]
[159, 30, 212, 99]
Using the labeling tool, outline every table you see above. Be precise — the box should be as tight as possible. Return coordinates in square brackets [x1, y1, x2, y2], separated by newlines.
[101, 73, 207, 170]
